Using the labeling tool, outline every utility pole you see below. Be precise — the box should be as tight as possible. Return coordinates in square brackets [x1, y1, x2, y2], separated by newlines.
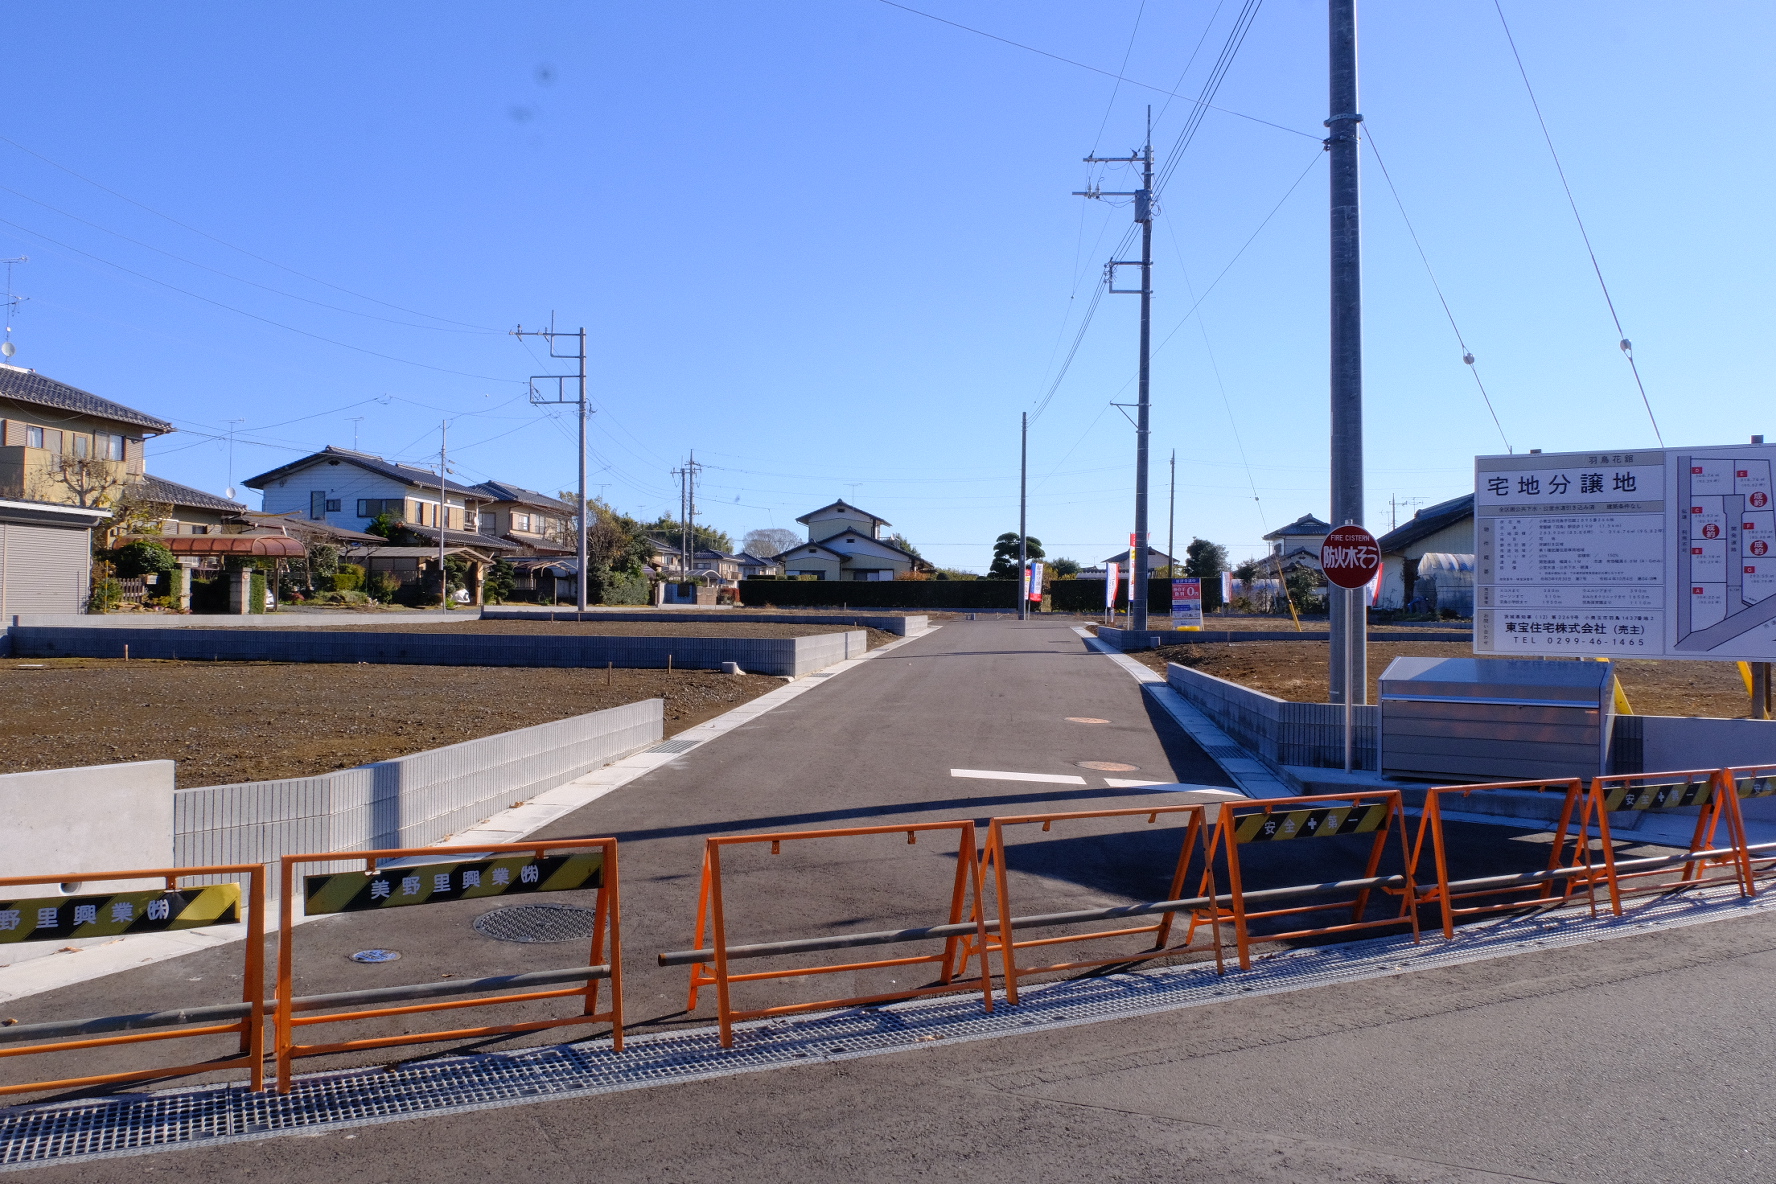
[512, 319, 590, 611]
[1327, 0, 1366, 705]
[1018, 413, 1027, 621]
[1167, 448, 1176, 579]
[1077, 111, 1155, 631]
[437, 419, 449, 606]
[672, 454, 703, 587]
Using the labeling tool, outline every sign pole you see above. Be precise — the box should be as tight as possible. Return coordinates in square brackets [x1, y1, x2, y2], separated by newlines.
[1320, 522, 1380, 773]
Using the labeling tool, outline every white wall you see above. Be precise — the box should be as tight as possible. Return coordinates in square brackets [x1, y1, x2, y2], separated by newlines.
[257, 461, 474, 533]
[0, 760, 174, 889]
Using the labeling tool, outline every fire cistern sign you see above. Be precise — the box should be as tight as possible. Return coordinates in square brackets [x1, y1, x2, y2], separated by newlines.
[1474, 444, 1776, 661]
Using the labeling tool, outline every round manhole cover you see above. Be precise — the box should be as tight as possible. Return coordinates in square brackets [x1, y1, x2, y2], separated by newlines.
[1076, 761, 1140, 772]
[473, 903, 601, 944]
[349, 949, 400, 963]
[1066, 717, 1111, 724]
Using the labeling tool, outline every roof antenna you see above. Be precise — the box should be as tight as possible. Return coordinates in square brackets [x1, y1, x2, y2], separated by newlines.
[0, 256, 27, 360]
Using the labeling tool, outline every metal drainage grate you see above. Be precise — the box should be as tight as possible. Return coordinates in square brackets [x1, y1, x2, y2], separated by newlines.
[1204, 745, 1249, 759]
[473, 904, 601, 944]
[647, 739, 700, 754]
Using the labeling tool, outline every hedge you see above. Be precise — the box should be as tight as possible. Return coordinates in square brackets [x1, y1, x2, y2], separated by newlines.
[739, 579, 1020, 609]
[1048, 578, 1179, 614]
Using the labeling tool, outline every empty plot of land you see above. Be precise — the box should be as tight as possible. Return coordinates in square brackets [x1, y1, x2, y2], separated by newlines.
[299, 618, 898, 647]
[1130, 639, 1751, 717]
[0, 660, 782, 786]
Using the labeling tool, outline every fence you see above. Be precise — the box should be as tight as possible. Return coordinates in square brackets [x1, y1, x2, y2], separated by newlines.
[1166, 662, 1379, 771]
[739, 579, 1019, 610]
[174, 699, 661, 879]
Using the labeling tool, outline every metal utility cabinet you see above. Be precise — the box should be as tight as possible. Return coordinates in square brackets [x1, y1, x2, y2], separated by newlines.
[1379, 657, 1615, 783]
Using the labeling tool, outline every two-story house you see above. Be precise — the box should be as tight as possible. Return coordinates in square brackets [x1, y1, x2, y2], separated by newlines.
[244, 445, 505, 545]
[473, 481, 574, 555]
[774, 500, 923, 581]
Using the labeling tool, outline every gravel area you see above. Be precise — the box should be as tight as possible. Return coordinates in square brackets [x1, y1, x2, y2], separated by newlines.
[0, 660, 785, 786]
[1127, 640, 1753, 718]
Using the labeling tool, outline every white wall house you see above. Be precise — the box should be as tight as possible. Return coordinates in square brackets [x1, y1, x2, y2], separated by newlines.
[776, 500, 921, 581]
[243, 446, 490, 538]
[1374, 493, 1475, 610]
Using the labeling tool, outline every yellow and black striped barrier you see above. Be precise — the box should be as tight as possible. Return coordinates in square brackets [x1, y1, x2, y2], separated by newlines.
[1233, 803, 1388, 843]
[1732, 774, 1776, 800]
[0, 885, 239, 944]
[1598, 779, 1714, 812]
[303, 853, 602, 915]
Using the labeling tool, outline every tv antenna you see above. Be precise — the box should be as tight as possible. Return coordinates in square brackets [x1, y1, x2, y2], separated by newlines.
[1, 257, 27, 359]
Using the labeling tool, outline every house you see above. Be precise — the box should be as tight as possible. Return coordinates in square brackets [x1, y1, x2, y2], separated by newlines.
[243, 445, 496, 540]
[0, 365, 174, 614]
[1262, 513, 1334, 572]
[134, 474, 249, 537]
[736, 550, 780, 579]
[473, 481, 575, 555]
[1087, 547, 1177, 575]
[773, 500, 923, 581]
[341, 544, 497, 605]
[1374, 493, 1475, 611]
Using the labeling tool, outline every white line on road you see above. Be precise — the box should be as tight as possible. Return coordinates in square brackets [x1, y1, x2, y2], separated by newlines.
[950, 769, 1088, 785]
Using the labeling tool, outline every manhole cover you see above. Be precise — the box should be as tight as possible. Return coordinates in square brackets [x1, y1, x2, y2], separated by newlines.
[1066, 717, 1111, 724]
[1076, 761, 1141, 772]
[473, 904, 601, 944]
[349, 949, 400, 963]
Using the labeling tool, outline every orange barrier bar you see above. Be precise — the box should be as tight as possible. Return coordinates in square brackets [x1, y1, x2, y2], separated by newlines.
[0, 863, 265, 1095]
[1188, 790, 1418, 970]
[276, 838, 621, 1092]
[1577, 769, 1756, 912]
[967, 804, 1223, 1005]
[1408, 778, 1597, 939]
[676, 822, 992, 1048]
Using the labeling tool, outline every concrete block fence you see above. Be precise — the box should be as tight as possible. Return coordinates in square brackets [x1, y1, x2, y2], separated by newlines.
[9, 626, 866, 677]
[172, 699, 663, 883]
[484, 608, 927, 636]
[1166, 662, 1379, 772]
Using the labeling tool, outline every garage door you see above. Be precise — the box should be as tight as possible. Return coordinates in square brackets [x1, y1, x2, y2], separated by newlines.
[0, 521, 92, 616]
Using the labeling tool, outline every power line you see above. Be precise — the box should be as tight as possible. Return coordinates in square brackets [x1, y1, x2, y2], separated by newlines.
[1362, 125, 1511, 452]
[873, 0, 1317, 141]
[1153, 0, 1264, 199]
[1491, 0, 1662, 445]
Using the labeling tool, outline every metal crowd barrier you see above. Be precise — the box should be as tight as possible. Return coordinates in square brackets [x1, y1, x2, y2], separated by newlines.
[1577, 770, 1755, 911]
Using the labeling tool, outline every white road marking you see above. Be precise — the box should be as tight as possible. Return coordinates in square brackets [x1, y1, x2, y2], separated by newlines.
[950, 769, 1088, 785]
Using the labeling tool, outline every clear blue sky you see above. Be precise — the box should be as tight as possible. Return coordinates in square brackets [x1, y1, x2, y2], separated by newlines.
[1, 2, 1770, 570]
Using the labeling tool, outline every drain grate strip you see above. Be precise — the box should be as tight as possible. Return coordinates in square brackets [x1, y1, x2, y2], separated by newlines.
[2, 883, 1770, 1170]
[646, 740, 699, 754]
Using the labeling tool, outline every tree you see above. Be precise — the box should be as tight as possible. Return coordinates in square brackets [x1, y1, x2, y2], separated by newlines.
[1185, 537, 1230, 611]
[35, 454, 126, 509]
[988, 532, 1043, 579]
[484, 559, 517, 604]
[366, 511, 403, 541]
[884, 532, 921, 558]
[1049, 557, 1081, 579]
[643, 515, 732, 555]
[741, 527, 801, 558]
[110, 539, 176, 579]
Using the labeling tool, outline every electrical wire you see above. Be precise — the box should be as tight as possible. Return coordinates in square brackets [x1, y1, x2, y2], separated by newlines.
[1153, 0, 1264, 199]
[1362, 125, 1512, 452]
[1491, 0, 1662, 446]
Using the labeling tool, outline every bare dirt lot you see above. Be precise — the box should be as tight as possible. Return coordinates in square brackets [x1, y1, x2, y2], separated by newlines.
[1129, 639, 1753, 718]
[0, 660, 784, 786]
[286, 619, 898, 647]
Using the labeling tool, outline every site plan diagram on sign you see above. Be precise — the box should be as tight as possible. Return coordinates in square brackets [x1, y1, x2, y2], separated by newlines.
[1473, 444, 1776, 662]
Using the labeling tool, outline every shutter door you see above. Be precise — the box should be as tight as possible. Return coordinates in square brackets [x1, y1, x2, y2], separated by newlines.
[1, 522, 92, 615]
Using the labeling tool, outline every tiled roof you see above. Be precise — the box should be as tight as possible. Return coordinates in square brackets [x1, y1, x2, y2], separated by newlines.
[0, 365, 173, 433]
[1376, 493, 1474, 554]
[133, 473, 244, 513]
[795, 499, 890, 527]
[400, 523, 522, 552]
[474, 480, 573, 512]
[242, 446, 486, 497]
[1262, 513, 1333, 541]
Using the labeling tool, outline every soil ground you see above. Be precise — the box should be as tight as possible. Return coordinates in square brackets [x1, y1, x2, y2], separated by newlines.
[274, 619, 898, 647]
[0, 660, 784, 786]
[1127, 639, 1753, 718]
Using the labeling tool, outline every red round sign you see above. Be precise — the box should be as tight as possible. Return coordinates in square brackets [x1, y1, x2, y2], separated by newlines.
[1320, 524, 1381, 589]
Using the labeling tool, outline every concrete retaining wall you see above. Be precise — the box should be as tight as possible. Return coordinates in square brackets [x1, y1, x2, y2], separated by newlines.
[1609, 714, 1776, 774]
[8, 610, 467, 629]
[1166, 662, 1379, 771]
[484, 609, 926, 636]
[173, 699, 663, 877]
[1101, 625, 1470, 650]
[9, 626, 867, 677]
[0, 761, 175, 888]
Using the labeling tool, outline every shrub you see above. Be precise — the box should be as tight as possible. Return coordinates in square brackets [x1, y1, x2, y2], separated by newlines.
[367, 572, 401, 603]
[111, 539, 177, 579]
[332, 563, 365, 592]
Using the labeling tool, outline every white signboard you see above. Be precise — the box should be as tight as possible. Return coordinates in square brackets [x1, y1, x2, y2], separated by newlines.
[1474, 444, 1776, 661]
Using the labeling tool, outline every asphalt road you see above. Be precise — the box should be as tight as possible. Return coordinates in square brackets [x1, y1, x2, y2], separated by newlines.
[12, 617, 1772, 1181]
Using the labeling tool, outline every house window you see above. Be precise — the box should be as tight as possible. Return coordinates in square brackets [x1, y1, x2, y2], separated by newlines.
[43, 429, 62, 454]
[357, 498, 402, 518]
[478, 511, 495, 533]
[513, 512, 532, 532]
[101, 432, 126, 461]
[25, 425, 42, 448]
[189, 524, 210, 535]
[325, 499, 341, 512]
[72, 435, 89, 459]
[310, 491, 327, 520]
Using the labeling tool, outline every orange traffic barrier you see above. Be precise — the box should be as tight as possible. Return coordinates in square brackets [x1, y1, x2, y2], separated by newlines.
[1409, 778, 1600, 939]
[1721, 764, 1776, 884]
[1576, 769, 1756, 912]
[663, 822, 993, 1048]
[1188, 790, 1418, 969]
[0, 863, 265, 1095]
[276, 837, 621, 1092]
[964, 804, 1223, 1005]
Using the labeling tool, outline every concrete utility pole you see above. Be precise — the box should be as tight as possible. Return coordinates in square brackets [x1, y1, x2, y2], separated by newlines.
[1167, 448, 1176, 579]
[672, 454, 703, 588]
[1018, 412, 1027, 621]
[437, 419, 448, 605]
[1327, 0, 1366, 704]
[1077, 113, 1155, 630]
[513, 320, 591, 611]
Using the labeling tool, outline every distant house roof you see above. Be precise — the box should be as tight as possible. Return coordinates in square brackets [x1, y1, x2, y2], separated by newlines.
[1376, 493, 1474, 554]
[796, 500, 890, 528]
[737, 551, 779, 566]
[1098, 549, 1176, 568]
[474, 480, 573, 513]
[242, 445, 487, 498]
[242, 511, 385, 545]
[400, 523, 521, 552]
[0, 365, 173, 434]
[1262, 513, 1333, 541]
[779, 542, 844, 561]
[133, 473, 245, 513]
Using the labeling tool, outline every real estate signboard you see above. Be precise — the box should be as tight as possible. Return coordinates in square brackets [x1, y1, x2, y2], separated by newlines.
[1474, 444, 1776, 661]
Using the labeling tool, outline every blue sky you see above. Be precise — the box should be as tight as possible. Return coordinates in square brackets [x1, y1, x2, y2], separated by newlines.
[1, 2, 1770, 570]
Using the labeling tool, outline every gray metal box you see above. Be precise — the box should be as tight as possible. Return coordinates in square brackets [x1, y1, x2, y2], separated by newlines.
[1379, 657, 1614, 783]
